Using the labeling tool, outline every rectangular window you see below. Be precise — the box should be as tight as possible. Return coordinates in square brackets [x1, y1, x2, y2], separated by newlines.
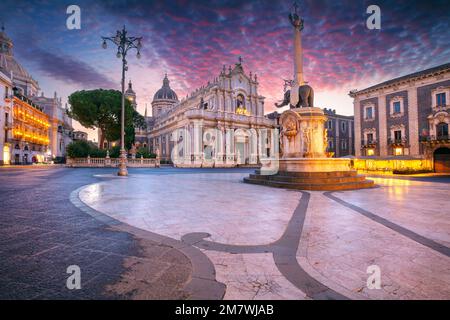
[436, 93, 446, 106]
[393, 101, 401, 114]
[366, 107, 373, 119]
[367, 133, 374, 143]
[341, 140, 347, 150]
[341, 121, 346, 132]
[328, 140, 334, 149]
[4, 112, 8, 143]
[394, 130, 402, 141]
[394, 147, 403, 156]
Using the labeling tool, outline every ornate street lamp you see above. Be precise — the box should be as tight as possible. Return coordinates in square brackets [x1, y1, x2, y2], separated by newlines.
[101, 26, 142, 176]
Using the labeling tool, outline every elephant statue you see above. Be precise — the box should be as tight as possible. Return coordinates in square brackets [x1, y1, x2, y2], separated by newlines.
[275, 84, 314, 109]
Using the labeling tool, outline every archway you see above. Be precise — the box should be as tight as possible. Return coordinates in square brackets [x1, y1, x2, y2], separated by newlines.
[434, 147, 450, 173]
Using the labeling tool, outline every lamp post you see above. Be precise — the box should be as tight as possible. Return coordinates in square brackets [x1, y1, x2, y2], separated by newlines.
[101, 26, 142, 176]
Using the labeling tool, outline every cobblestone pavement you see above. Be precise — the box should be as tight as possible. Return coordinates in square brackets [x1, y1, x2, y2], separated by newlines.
[0, 167, 204, 299]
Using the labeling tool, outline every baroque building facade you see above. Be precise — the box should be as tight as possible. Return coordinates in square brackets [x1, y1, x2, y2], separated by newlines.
[0, 26, 73, 164]
[323, 108, 354, 157]
[350, 62, 450, 172]
[135, 60, 276, 167]
[33, 92, 73, 159]
[0, 70, 13, 164]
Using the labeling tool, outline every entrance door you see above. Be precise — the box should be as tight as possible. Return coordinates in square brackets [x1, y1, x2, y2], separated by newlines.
[434, 147, 450, 173]
[235, 142, 246, 165]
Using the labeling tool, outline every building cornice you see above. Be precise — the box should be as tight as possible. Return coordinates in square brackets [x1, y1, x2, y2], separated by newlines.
[349, 63, 450, 98]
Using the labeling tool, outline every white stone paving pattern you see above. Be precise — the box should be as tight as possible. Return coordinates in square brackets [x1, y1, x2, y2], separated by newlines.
[79, 172, 450, 300]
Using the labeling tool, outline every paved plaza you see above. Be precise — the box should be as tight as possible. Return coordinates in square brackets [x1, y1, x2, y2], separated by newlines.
[1, 167, 449, 299]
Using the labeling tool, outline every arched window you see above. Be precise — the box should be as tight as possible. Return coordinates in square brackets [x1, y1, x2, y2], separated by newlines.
[236, 94, 245, 110]
[436, 122, 448, 139]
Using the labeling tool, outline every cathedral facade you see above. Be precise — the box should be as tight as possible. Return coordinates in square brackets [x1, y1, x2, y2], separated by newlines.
[136, 60, 277, 167]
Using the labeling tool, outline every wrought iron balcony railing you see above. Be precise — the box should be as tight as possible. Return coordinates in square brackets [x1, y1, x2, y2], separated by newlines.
[420, 135, 450, 142]
[388, 137, 408, 146]
[361, 139, 377, 147]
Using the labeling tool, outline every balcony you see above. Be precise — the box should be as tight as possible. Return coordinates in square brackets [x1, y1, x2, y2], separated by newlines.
[388, 137, 408, 147]
[361, 139, 377, 148]
[432, 104, 449, 112]
[420, 135, 450, 143]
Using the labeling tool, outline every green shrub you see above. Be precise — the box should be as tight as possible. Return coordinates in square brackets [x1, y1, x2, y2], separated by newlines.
[108, 146, 121, 158]
[53, 156, 66, 164]
[136, 147, 157, 159]
[67, 140, 91, 158]
[393, 169, 433, 175]
[89, 148, 107, 158]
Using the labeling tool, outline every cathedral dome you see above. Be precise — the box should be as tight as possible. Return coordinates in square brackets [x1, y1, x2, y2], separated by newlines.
[0, 25, 39, 92]
[153, 74, 178, 102]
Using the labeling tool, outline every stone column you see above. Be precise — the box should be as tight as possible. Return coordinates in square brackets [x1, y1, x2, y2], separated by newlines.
[215, 126, 225, 167]
[407, 85, 420, 156]
[225, 127, 235, 166]
[354, 97, 362, 157]
[378, 95, 388, 156]
[349, 120, 353, 155]
[335, 119, 340, 157]
[289, 7, 305, 107]
[193, 120, 203, 167]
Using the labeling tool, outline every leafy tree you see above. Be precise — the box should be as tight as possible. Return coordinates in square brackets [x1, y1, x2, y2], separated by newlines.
[67, 89, 142, 149]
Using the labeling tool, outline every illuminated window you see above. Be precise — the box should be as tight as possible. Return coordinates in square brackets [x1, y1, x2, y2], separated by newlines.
[367, 149, 375, 156]
[394, 147, 403, 156]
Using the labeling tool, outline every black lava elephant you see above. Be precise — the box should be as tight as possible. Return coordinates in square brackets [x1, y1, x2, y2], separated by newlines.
[275, 85, 314, 109]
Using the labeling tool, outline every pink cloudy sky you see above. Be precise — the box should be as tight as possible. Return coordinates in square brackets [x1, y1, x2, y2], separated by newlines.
[1, 0, 449, 140]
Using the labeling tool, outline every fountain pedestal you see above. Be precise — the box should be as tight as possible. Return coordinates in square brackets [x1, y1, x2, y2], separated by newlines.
[244, 107, 374, 190]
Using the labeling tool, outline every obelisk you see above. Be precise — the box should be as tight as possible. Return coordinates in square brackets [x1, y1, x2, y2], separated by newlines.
[289, 2, 305, 107]
[243, 3, 375, 190]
